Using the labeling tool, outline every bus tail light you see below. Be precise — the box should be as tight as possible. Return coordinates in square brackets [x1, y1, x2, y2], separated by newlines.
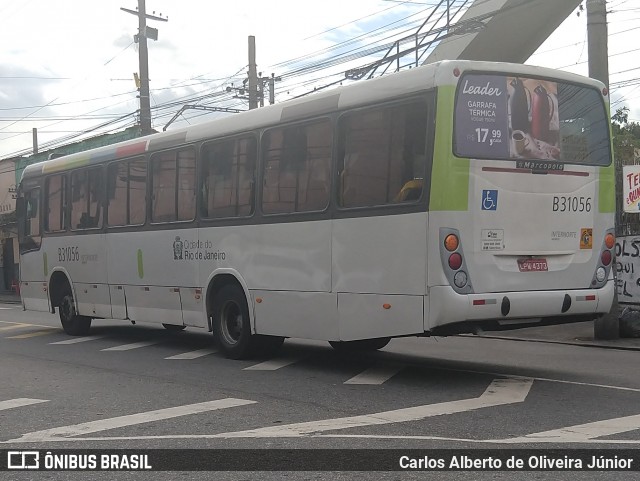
[590, 228, 615, 288]
[605, 233, 615, 249]
[439, 228, 474, 295]
[448, 253, 462, 270]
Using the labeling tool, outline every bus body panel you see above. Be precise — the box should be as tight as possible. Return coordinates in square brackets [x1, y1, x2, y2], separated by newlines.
[251, 290, 339, 340]
[124, 285, 183, 325]
[332, 213, 427, 295]
[109, 285, 127, 319]
[337, 293, 424, 341]
[464, 161, 606, 293]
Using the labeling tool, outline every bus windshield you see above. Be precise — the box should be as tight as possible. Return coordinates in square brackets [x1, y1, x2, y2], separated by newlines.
[453, 72, 611, 166]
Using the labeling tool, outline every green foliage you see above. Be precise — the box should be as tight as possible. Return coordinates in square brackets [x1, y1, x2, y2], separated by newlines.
[612, 107, 640, 160]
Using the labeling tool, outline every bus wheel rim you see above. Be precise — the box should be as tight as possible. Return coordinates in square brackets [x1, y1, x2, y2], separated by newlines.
[221, 300, 243, 345]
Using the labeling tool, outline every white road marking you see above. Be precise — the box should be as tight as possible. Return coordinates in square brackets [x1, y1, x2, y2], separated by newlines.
[101, 340, 162, 351]
[7, 330, 56, 339]
[216, 377, 533, 438]
[0, 398, 49, 411]
[0, 323, 30, 331]
[243, 357, 302, 371]
[50, 335, 107, 345]
[9, 398, 256, 442]
[344, 364, 403, 385]
[0, 321, 57, 329]
[503, 413, 640, 443]
[165, 348, 217, 360]
[0, 307, 15, 309]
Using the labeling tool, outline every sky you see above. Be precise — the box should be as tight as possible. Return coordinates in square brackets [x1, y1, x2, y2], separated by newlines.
[0, 0, 638, 160]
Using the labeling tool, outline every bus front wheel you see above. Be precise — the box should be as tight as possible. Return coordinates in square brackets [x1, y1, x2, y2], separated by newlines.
[59, 294, 92, 336]
[329, 337, 391, 352]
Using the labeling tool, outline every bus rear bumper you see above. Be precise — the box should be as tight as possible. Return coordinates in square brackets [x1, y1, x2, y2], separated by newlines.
[428, 280, 614, 331]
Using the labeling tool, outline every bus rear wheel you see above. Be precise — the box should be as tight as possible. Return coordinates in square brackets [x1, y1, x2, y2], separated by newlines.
[59, 294, 92, 336]
[329, 337, 391, 352]
[212, 284, 259, 359]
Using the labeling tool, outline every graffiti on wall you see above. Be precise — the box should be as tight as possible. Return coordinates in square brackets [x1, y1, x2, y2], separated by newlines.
[616, 236, 640, 303]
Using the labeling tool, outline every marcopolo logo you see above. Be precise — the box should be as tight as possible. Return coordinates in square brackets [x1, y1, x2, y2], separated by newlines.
[7, 451, 40, 470]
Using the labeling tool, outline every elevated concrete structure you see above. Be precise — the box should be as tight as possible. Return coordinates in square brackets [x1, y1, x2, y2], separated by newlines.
[425, 0, 582, 64]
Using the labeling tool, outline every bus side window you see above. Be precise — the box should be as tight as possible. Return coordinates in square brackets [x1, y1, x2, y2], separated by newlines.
[201, 136, 256, 219]
[338, 99, 428, 208]
[45, 174, 66, 232]
[262, 120, 332, 214]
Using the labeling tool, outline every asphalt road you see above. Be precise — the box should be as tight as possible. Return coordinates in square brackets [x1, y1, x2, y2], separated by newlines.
[0, 304, 639, 480]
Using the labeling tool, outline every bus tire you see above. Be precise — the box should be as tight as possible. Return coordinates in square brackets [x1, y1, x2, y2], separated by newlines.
[212, 284, 257, 359]
[162, 323, 186, 331]
[59, 294, 92, 336]
[329, 337, 391, 352]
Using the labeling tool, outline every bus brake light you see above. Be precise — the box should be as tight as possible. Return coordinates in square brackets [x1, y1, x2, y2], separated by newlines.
[448, 253, 462, 270]
[600, 250, 612, 266]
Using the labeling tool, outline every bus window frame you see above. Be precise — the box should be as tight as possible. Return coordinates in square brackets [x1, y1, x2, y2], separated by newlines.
[451, 70, 613, 167]
[18, 181, 43, 253]
[69, 165, 105, 232]
[333, 93, 435, 216]
[259, 116, 334, 218]
[149, 145, 198, 226]
[198, 132, 258, 222]
[106, 155, 149, 229]
[44, 173, 68, 234]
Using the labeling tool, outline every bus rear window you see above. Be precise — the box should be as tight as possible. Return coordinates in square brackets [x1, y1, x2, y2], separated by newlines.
[453, 73, 611, 166]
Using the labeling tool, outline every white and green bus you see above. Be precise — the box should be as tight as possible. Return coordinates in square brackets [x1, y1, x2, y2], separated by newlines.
[17, 60, 615, 359]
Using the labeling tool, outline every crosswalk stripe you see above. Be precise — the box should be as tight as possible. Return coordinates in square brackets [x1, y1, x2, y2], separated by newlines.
[12, 398, 256, 442]
[7, 330, 57, 339]
[0, 398, 49, 411]
[165, 348, 217, 360]
[505, 413, 640, 443]
[243, 357, 302, 371]
[0, 323, 30, 331]
[101, 340, 161, 351]
[216, 378, 533, 438]
[344, 364, 403, 385]
[50, 335, 107, 345]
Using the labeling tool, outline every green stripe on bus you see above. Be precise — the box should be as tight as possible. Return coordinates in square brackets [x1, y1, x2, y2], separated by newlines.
[599, 163, 615, 213]
[430, 85, 470, 211]
[43, 252, 48, 277]
[137, 249, 144, 279]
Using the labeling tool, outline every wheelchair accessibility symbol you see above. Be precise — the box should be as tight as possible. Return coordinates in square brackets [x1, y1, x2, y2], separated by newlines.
[481, 190, 498, 211]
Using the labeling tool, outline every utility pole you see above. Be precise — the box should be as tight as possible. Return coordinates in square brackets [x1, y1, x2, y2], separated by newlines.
[121, 1, 167, 135]
[587, 0, 617, 339]
[587, 0, 609, 89]
[248, 36, 259, 110]
[32, 128, 38, 154]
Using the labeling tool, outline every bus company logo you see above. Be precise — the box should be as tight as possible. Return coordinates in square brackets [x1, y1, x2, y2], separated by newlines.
[516, 160, 564, 172]
[7, 451, 39, 470]
[171, 236, 227, 262]
[173, 236, 184, 260]
[481, 190, 498, 211]
[580, 228, 593, 250]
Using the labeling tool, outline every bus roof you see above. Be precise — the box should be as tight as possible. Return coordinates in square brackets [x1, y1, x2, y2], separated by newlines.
[20, 59, 606, 184]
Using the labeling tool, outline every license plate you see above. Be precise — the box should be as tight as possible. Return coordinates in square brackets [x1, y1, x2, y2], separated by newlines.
[517, 258, 548, 272]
